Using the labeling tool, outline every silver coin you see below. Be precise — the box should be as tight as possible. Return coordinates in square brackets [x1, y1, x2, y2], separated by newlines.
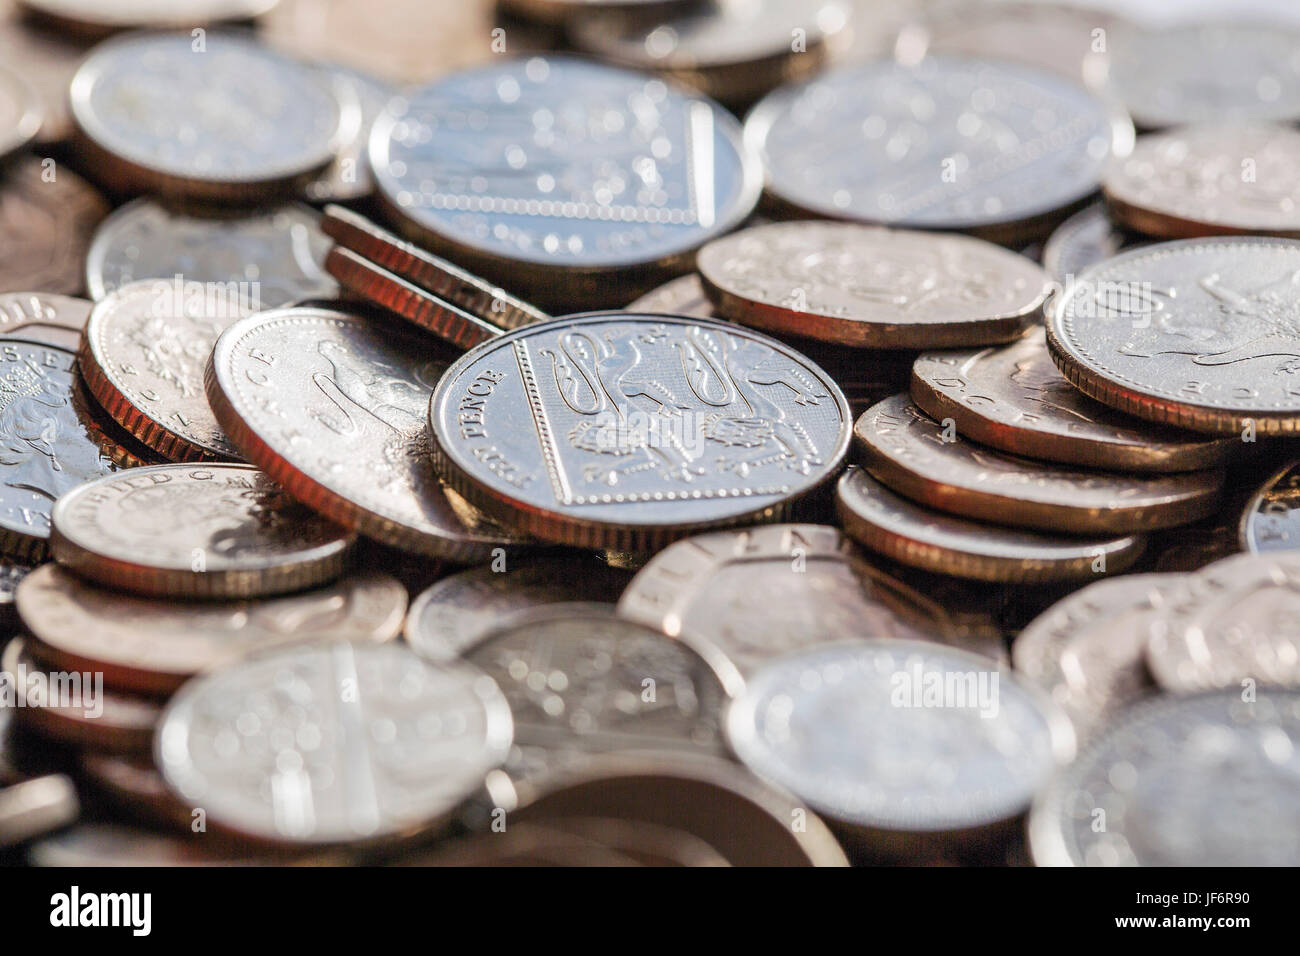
[1029, 689, 1300, 865]
[625, 273, 718, 318]
[0, 774, 77, 849]
[18, 0, 281, 35]
[26, 823, 267, 867]
[1041, 201, 1143, 282]
[744, 55, 1129, 240]
[1241, 459, 1300, 553]
[85, 198, 337, 307]
[305, 65, 394, 203]
[156, 640, 513, 845]
[0, 62, 42, 160]
[427, 313, 851, 550]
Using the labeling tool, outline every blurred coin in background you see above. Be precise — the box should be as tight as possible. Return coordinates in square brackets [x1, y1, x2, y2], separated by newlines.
[0, 157, 108, 295]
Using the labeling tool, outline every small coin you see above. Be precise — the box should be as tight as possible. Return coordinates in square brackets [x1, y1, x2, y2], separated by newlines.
[404, 556, 631, 661]
[50, 463, 356, 599]
[1045, 237, 1300, 434]
[0, 62, 42, 159]
[0, 773, 77, 849]
[156, 640, 513, 846]
[1104, 123, 1300, 239]
[1241, 459, 1300, 553]
[855, 395, 1224, 534]
[321, 204, 551, 330]
[726, 640, 1073, 857]
[70, 31, 347, 201]
[910, 327, 1238, 471]
[0, 13, 89, 144]
[305, 65, 393, 203]
[744, 56, 1129, 242]
[16, 564, 406, 695]
[0, 292, 89, 351]
[625, 273, 718, 318]
[18, 0, 280, 36]
[206, 305, 526, 561]
[836, 466, 1144, 584]
[1028, 689, 1300, 866]
[1041, 201, 1144, 282]
[0, 157, 109, 295]
[85, 198, 337, 307]
[427, 312, 851, 551]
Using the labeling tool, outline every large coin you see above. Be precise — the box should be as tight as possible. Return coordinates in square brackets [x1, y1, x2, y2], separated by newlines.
[911, 328, 1237, 471]
[0, 157, 108, 295]
[206, 305, 525, 561]
[427, 313, 851, 551]
[1041, 201, 1143, 282]
[697, 221, 1051, 348]
[16, 564, 406, 695]
[49, 463, 356, 599]
[156, 640, 512, 846]
[0, 292, 89, 351]
[0, 62, 41, 159]
[1045, 237, 1300, 435]
[836, 466, 1144, 584]
[1029, 689, 1300, 865]
[70, 31, 347, 201]
[1240, 459, 1300, 553]
[744, 56, 1128, 242]
[18, 0, 280, 36]
[85, 198, 337, 306]
[855, 395, 1223, 534]
[369, 55, 760, 309]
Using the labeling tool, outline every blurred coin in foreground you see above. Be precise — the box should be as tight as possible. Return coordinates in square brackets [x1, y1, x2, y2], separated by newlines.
[18, 0, 280, 37]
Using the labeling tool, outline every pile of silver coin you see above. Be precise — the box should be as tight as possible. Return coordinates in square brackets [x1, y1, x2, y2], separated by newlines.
[1, 0, 1299, 867]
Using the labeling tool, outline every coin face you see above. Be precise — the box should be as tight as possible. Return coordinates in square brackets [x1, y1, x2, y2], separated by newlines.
[369, 56, 760, 278]
[156, 640, 512, 845]
[85, 198, 337, 307]
[836, 466, 1144, 584]
[911, 328, 1238, 471]
[1041, 201, 1143, 281]
[745, 56, 1127, 239]
[0, 62, 42, 159]
[70, 31, 346, 199]
[1046, 237, 1300, 434]
[405, 556, 631, 660]
[0, 292, 90, 350]
[50, 463, 356, 599]
[727, 640, 1073, 837]
[1029, 690, 1300, 865]
[428, 313, 851, 550]
[1241, 459, 1300, 552]
[17, 564, 407, 695]
[0, 157, 108, 295]
[305, 65, 393, 203]
[206, 305, 524, 561]
[625, 273, 718, 318]
[855, 395, 1224, 534]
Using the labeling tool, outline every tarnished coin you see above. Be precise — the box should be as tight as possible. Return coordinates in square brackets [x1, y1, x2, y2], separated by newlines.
[427, 313, 851, 551]
[0, 774, 77, 849]
[206, 305, 525, 561]
[1109, 21, 1300, 129]
[0, 292, 89, 352]
[698, 221, 1052, 348]
[156, 640, 512, 846]
[1029, 689, 1300, 866]
[322, 204, 551, 330]
[1241, 459, 1300, 553]
[625, 273, 717, 318]
[1104, 123, 1300, 239]
[836, 466, 1144, 584]
[85, 198, 337, 307]
[404, 556, 631, 660]
[744, 56, 1129, 242]
[17, 564, 406, 695]
[0, 338, 121, 562]
[0, 157, 108, 295]
[369, 55, 761, 308]
[0, 62, 41, 159]
[726, 640, 1073, 858]
[18, 0, 280, 36]
[1045, 237, 1300, 435]
[305, 66, 393, 203]
[855, 395, 1224, 534]
[911, 328, 1238, 471]
[70, 31, 347, 201]
[1041, 201, 1143, 282]
[0, 12, 88, 144]
[50, 464, 356, 599]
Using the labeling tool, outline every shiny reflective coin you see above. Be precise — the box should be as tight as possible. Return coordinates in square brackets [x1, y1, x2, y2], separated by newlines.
[69, 371, 166, 469]
[1110, 22, 1300, 129]
[0, 560, 30, 628]
[18, 0, 280, 36]
[698, 221, 1052, 348]
[0, 774, 77, 848]
[1046, 237, 1300, 434]
[305, 66, 392, 203]
[429, 313, 851, 550]
[70, 31, 347, 201]
[322, 205, 550, 330]
[1147, 552, 1300, 693]
[1104, 123, 1300, 239]
[0, 292, 89, 351]
[1041, 201, 1143, 282]
[206, 305, 525, 561]
[1241, 459, 1300, 553]
[856, 395, 1223, 534]
[745, 56, 1129, 242]
[625, 273, 717, 318]
[1029, 689, 1300, 865]
[404, 556, 630, 660]
[156, 640, 513, 846]
[17, 564, 406, 695]
[50, 464, 356, 599]
[85, 198, 337, 306]
[836, 466, 1143, 584]
[369, 55, 760, 308]
[0, 339, 121, 562]
[0, 13, 88, 144]
[0, 157, 108, 295]
[727, 640, 1073, 857]
[0, 62, 42, 159]
[911, 328, 1237, 471]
